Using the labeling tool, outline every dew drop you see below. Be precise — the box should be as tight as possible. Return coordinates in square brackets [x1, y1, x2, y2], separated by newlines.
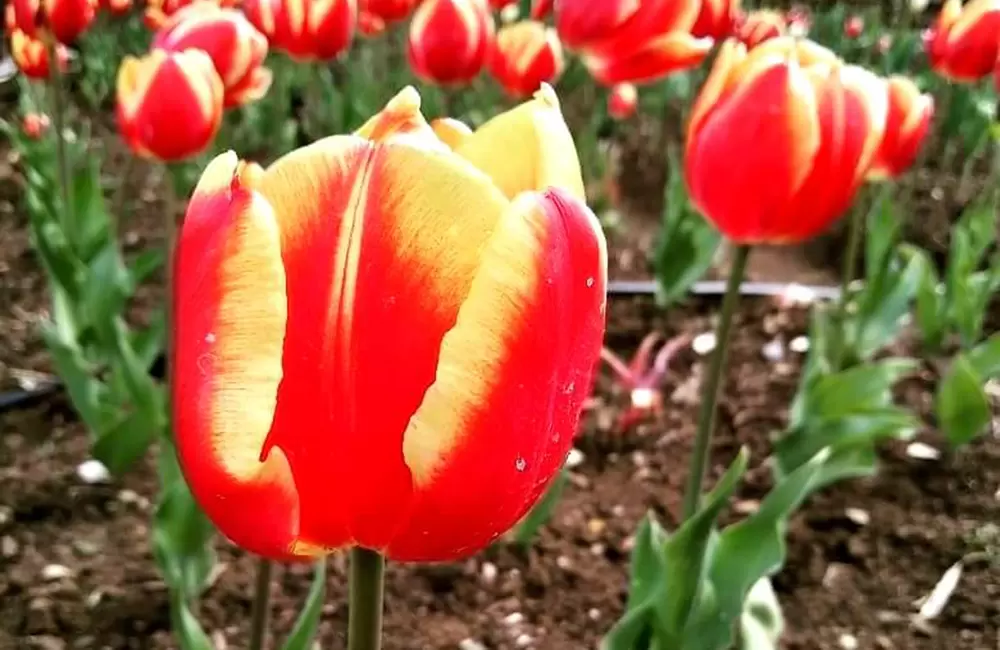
[515, 457, 527, 472]
[204, 332, 216, 344]
[586, 277, 594, 288]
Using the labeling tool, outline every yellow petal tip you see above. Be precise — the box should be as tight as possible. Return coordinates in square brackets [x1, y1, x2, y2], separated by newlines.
[534, 82, 560, 110]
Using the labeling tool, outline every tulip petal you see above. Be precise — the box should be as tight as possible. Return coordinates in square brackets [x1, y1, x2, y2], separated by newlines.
[391, 188, 607, 561]
[430, 117, 473, 149]
[583, 32, 714, 86]
[454, 84, 585, 201]
[253, 136, 510, 551]
[686, 60, 820, 242]
[355, 86, 448, 150]
[174, 152, 303, 560]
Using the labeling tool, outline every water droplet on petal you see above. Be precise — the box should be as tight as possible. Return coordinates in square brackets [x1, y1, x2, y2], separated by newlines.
[204, 332, 216, 344]
[515, 457, 527, 472]
[586, 277, 594, 288]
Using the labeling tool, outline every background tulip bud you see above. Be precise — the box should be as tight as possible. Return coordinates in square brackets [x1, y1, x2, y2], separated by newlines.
[10, 29, 69, 79]
[608, 83, 638, 120]
[553, 0, 638, 51]
[734, 9, 786, 48]
[153, 1, 272, 107]
[926, 0, 1000, 82]
[9, 0, 42, 37]
[489, 20, 564, 98]
[359, 0, 419, 24]
[22, 112, 51, 139]
[868, 76, 934, 179]
[844, 14, 864, 38]
[692, 0, 740, 40]
[45, 0, 98, 43]
[116, 49, 225, 162]
[408, 0, 494, 85]
[243, 0, 356, 60]
[685, 38, 888, 244]
[100, 0, 132, 15]
[529, 0, 551, 20]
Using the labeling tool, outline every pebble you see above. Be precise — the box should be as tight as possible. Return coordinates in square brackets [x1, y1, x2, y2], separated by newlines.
[1, 535, 18, 558]
[0, 505, 12, 527]
[587, 518, 606, 536]
[555, 556, 572, 570]
[838, 633, 859, 649]
[458, 640, 487, 650]
[41, 564, 73, 581]
[565, 448, 585, 469]
[503, 612, 524, 626]
[588, 608, 601, 621]
[480, 562, 498, 585]
[26, 636, 65, 650]
[845, 508, 870, 526]
[73, 539, 100, 557]
[762, 338, 785, 362]
[589, 543, 605, 557]
[906, 442, 941, 461]
[118, 489, 150, 509]
[514, 633, 532, 648]
[76, 460, 111, 484]
[789, 335, 810, 353]
[611, 505, 625, 518]
[692, 332, 717, 355]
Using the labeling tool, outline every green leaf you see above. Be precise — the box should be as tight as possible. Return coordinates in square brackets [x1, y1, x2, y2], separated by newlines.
[70, 158, 114, 260]
[129, 248, 165, 285]
[903, 245, 944, 350]
[936, 354, 991, 448]
[855, 251, 923, 359]
[92, 407, 157, 475]
[737, 578, 783, 650]
[281, 560, 328, 650]
[514, 468, 569, 547]
[800, 359, 916, 417]
[40, 324, 105, 434]
[967, 332, 1000, 379]
[131, 312, 167, 372]
[170, 594, 214, 650]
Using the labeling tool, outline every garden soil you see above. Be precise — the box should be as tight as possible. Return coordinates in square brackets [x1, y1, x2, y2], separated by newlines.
[1, 138, 998, 650]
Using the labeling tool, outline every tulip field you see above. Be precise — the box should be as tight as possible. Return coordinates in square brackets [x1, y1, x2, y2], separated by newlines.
[2, 0, 1000, 648]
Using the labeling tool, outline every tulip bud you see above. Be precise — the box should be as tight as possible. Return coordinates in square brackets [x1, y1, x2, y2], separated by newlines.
[692, 0, 740, 40]
[785, 5, 810, 37]
[489, 20, 564, 97]
[172, 86, 605, 562]
[153, 2, 272, 107]
[145, 0, 193, 28]
[22, 112, 51, 139]
[734, 10, 786, 48]
[685, 38, 887, 244]
[530, 0, 551, 19]
[101, 0, 132, 16]
[926, 0, 1000, 82]
[243, 0, 356, 60]
[359, 0, 419, 24]
[567, 0, 715, 86]
[9, 0, 97, 43]
[10, 29, 69, 79]
[608, 83, 638, 119]
[408, 0, 495, 85]
[868, 76, 933, 179]
[553, 0, 639, 51]
[876, 33, 893, 54]
[116, 49, 225, 162]
[8, 0, 42, 37]
[844, 14, 864, 38]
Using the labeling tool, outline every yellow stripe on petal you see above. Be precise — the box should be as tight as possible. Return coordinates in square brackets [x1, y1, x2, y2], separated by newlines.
[454, 83, 585, 200]
[402, 192, 547, 486]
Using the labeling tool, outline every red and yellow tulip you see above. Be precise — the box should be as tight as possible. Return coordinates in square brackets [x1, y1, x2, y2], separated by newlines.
[153, 1, 271, 108]
[868, 76, 934, 180]
[116, 49, 225, 162]
[22, 112, 51, 139]
[358, 0, 419, 27]
[243, 0, 356, 60]
[926, 0, 1000, 82]
[733, 9, 786, 49]
[173, 85, 605, 562]
[692, 0, 740, 40]
[555, 0, 714, 86]
[685, 38, 887, 244]
[10, 28, 69, 79]
[489, 20, 564, 97]
[608, 83, 638, 120]
[844, 14, 864, 39]
[9, 0, 96, 43]
[530, 0, 551, 20]
[408, 0, 495, 85]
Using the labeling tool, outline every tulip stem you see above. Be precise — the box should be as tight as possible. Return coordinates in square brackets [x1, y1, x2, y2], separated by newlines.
[348, 548, 385, 650]
[46, 39, 74, 244]
[248, 558, 274, 650]
[682, 244, 751, 520]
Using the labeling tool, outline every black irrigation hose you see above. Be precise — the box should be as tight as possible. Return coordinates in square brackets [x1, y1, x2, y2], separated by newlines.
[0, 280, 841, 415]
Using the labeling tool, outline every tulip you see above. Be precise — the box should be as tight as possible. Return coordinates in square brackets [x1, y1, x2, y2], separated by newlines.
[430, 117, 473, 149]
[489, 20, 564, 97]
[101, 0, 132, 14]
[10, 29, 69, 79]
[868, 77, 933, 179]
[926, 0, 1000, 81]
[172, 85, 605, 562]
[608, 83, 638, 119]
[359, 0, 419, 24]
[685, 38, 887, 244]
[734, 10, 786, 48]
[9, 0, 97, 43]
[785, 5, 810, 37]
[243, 0, 356, 60]
[876, 33, 893, 54]
[408, 0, 494, 85]
[692, 0, 740, 39]
[844, 14, 864, 38]
[530, 0, 551, 19]
[116, 49, 224, 162]
[559, 0, 714, 86]
[22, 112, 51, 139]
[153, 1, 272, 107]
[489, 0, 516, 8]
[145, 0, 193, 28]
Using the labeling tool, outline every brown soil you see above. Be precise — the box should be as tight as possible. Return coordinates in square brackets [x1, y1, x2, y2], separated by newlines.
[1, 117, 998, 650]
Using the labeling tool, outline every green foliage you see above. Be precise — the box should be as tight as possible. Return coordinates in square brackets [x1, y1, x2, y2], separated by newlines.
[653, 149, 721, 306]
[936, 333, 1000, 447]
[282, 561, 328, 650]
[904, 198, 1000, 352]
[77, 12, 152, 109]
[514, 468, 569, 547]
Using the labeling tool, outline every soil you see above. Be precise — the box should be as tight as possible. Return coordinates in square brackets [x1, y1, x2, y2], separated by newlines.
[1, 108, 999, 650]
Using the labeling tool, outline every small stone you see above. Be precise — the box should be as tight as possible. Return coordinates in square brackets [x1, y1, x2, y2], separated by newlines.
[76, 460, 110, 484]
[789, 336, 810, 353]
[822, 563, 850, 589]
[459, 640, 487, 650]
[611, 505, 625, 518]
[85, 590, 103, 608]
[515, 633, 532, 647]
[480, 562, 498, 585]
[41, 564, 73, 581]
[906, 442, 941, 461]
[73, 539, 100, 557]
[733, 500, 759, 515]
[565, 448, 585, 469]
[0, 505, 12, 527]
[2, 535, 18, 558]
[588, 608, 601, 621]
[211, 630, 228, 650]
[118, 489, 150, 509]
[762, 338, 785, 362]
[555, 556, 572, 570]
[631, 451, 647, 467]
[692, 332, 717, 355]
[503, 612, 524, 626]
[845, 508, 870, 526]
[587, 518, 606, 536]
[27, 635, 65, 650]
[838, 633, 859, 649]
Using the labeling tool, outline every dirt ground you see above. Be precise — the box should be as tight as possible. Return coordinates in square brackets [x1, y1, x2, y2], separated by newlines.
[1, 121, 998, 650]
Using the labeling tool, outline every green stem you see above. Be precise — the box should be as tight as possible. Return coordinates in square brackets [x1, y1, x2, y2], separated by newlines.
[681, 245, 751, 520]
[46, 39, 73, 242]
[347, 548, 385, 650]
[839, 202, 865, 307]
[248, 558, 274, 650]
